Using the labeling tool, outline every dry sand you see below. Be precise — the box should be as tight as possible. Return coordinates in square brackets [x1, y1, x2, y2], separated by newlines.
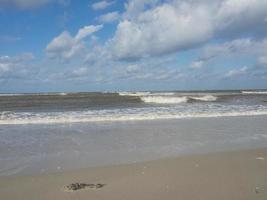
[0, 148, 266, 200]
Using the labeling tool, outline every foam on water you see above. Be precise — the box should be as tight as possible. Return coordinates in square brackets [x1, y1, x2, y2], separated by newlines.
[0, 93, 25, 96]
[141, 96, 188, 104]
[1, 90, 267, 124]
[118, 92, 151, 96]
[189, 95, 218, 102]
[140, 95, 218, 104]
[1, 104, 267, 125]
[119, 92, 219, 104]
[0, 92, 69, 96]
[119, 92, 176, 96]
[242, 91, 267, 94]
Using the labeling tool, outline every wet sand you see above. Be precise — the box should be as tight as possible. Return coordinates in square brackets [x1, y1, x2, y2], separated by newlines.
[0, 148, 266, 200]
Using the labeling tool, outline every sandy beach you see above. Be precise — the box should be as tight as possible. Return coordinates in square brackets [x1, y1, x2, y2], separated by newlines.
[0, 148, 266, 200]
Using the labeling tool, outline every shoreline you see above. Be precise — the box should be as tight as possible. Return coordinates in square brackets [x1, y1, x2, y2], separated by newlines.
[2, 115, 267, 177]
[1, 148, 266, 200]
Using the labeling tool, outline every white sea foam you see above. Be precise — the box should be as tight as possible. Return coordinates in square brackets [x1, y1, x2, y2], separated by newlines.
[141, 96, 188, 104]
[189, 95, 218, 101]
[118, 92, 176, 97]
[0, 93, 25, 96]
[241, 91, 267, 94]
[1, 105, 267, 125]
[0, 93, 69, 97]
[118, 92, 151, 96]
[150, 92, 176, 96]
[140, 95, 218, 104]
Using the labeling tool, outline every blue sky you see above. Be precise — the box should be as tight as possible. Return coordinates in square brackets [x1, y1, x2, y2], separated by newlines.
[0, 0, 267, 92]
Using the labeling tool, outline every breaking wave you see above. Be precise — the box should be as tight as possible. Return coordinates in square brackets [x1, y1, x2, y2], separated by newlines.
[0, 93, 68, 96]
[118, 92, 151, 96]
[242, 91, 267, 94]
[119, 92, 218, 104]
[140, 95, 218, 104]
[141, 96, 188, 104]
[1, 105, 267, 125]
[189, 95, 218, 102]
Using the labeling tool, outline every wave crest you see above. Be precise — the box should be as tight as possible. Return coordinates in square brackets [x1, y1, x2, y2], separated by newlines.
[141, 96, 188, 104]
[242, 91, 267, 94]
[1, 109, 267, 125]
[140, 95, 218, 104]
[189, 95, 218, 102]
[118, 92, 151, 96]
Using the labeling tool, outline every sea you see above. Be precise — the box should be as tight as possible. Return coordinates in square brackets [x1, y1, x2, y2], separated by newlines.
[1, 90, 267, 176]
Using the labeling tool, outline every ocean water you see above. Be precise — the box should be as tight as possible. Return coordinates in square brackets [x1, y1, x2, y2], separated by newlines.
[1, 90, 267, 124]
[0, 90, 267, 176]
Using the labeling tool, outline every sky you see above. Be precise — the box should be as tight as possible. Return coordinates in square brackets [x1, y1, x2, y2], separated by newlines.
[0, 0, 267, 93]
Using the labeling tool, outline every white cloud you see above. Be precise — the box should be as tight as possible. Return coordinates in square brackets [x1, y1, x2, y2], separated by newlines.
[102, 0, 267, 61]
[224, 66, 248, 78]
[47, 67, 90, 81]
[91, 1, 114, 10]
[258, 56, 267, 66]
[98, 11, 120, 23]
[0, 53, 34, 78]
[71, 67, 89, 77]
[190, 37, 267, 71]
[109, 2, 213, 60]
[46, 25, 103, 61]
[46, 31, 80, 60]
[215, 0, 267, 37]
[107, 56, 184, 82]
[190, 60, 204, 69]
[75, 25, 103, 41]
[123, 0, 160, 19]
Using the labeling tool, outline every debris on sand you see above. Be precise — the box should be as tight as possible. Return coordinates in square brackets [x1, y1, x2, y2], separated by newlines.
[64, 183, 105, 192]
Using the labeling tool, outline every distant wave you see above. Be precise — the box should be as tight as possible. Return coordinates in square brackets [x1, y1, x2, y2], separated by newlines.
[242, 91, 267, 94]
[0, 94, 25, 96]
[0, 93, 68, 96]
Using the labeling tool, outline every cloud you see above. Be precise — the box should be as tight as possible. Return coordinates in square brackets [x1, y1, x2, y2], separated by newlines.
[215, 0, 267, 38]
[109, 2, 213, 60]
[0, 0, 68, 9]
[48, 67, 89, 81]
[75, 25, 103, 41]
[91, 1, 114, 11]
[189, 38, 265, 69]
[224, 66, 248, 78]
[106, 56, 184, 82]
[71, 67, 89, 77]
[46, 31, 81, 60]
[98, 11, 120, 23]
[190, 60, 204, 69]
[0, 53, 34, 79]
[123, 0, 160, 19]
[258, 56, 267, 67]
[46, 25, 103, 61]
[101, 0, 267, 61]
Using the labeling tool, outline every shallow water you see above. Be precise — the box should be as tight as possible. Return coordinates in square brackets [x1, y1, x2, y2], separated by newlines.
[1, 115, 267, 176]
